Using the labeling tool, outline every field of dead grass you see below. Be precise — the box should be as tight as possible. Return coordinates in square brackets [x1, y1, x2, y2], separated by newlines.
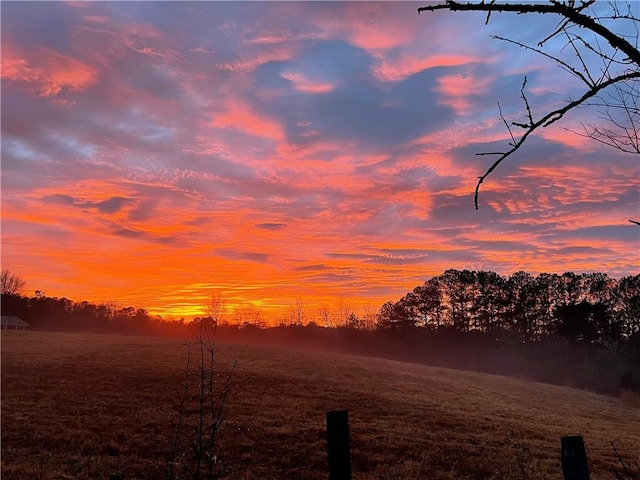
[2, 331, 639, 479]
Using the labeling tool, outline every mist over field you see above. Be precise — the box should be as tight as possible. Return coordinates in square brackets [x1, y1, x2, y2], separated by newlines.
[2, 331, 640, 480]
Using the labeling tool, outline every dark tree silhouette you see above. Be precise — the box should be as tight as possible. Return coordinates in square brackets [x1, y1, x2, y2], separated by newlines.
[0, 269, 26, 295]
[404, 277, 448, 329]
[377, 300, 414, 329]
[418, 1, 640, 209]
[379, 269, 640, 346]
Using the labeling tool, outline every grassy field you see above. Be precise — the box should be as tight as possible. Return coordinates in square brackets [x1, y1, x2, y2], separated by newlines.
[2, 331, 639, 480]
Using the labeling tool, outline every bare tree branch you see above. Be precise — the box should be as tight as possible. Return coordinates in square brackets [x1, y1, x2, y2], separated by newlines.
[418, 1, 640, 209]
[0, 270, 26, 295]
[474, 70, 639, 209]
[493, 35, 593, 86]
[418, 1, 640, 66]
[571, 80, 640, 154]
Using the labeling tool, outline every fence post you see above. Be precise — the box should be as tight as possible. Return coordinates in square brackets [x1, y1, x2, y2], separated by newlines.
[326, 410, 351, 480]
[561, 435, 590, 480]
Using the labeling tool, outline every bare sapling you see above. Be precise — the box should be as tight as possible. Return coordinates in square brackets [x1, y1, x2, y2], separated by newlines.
[164, 314, 244, 480]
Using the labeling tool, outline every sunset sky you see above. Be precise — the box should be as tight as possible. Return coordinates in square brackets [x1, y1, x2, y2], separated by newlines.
[2, 1, 638, 321]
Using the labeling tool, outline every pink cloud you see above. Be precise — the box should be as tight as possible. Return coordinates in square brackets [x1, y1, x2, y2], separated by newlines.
[538, 128, 597, 151]
[220, 44, 295, 75]
[374, 54, 479, 82]
[211, 98, 284, 140]
[335, 3, 417, 52]
[434, 72, 495, 115]
[1, 45, 97, 97]
[70, 16, 173, 70]
[82, 15, 110, 24]
[280, 71, 335, 93]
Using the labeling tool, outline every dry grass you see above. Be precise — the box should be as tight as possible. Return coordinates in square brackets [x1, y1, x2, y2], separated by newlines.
[620, 390, 640, 409]
[2, 331, 639, 480]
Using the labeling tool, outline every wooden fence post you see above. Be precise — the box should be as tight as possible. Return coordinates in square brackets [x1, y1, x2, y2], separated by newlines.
[326, 410, 351, 480]
[561, 435, 590, 480]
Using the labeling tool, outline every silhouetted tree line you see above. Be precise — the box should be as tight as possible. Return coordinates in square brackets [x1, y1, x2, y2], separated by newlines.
[0, 293, 170, 335]
[376, 270, 640, 344]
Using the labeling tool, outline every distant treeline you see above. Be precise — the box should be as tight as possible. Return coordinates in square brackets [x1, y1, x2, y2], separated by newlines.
[2, 269, 639, 395]
[364, 270, 640, 395]
[0, 294, 173, 335]
[376, 270, 640, 344]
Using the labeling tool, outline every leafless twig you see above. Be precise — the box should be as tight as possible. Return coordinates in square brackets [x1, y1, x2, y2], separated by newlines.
[418, 1, 640, 209]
